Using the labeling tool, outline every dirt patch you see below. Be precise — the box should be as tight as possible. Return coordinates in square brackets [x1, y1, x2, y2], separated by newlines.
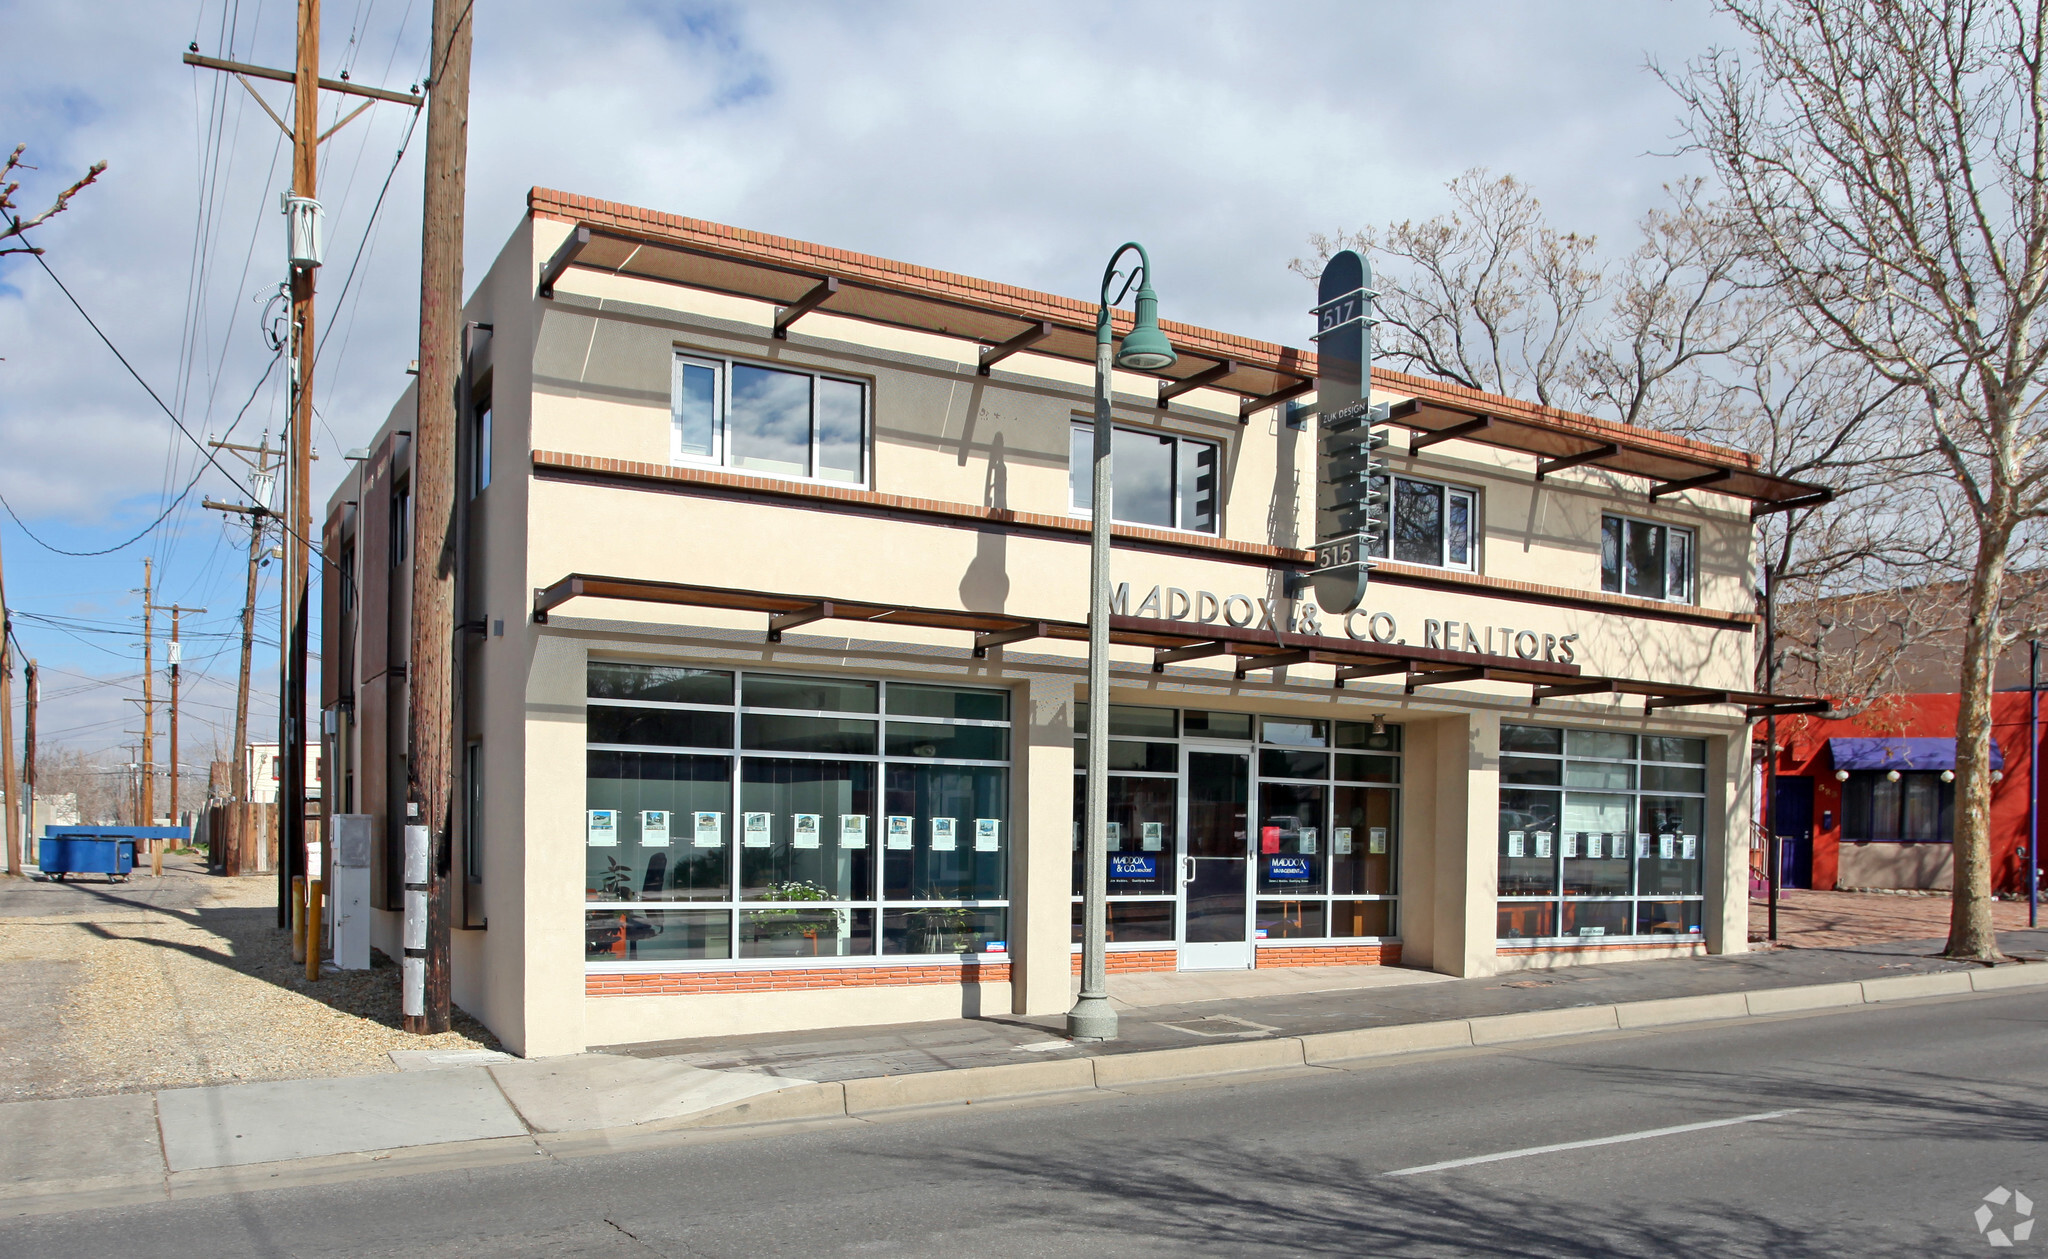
[0, 871, 497, 1100]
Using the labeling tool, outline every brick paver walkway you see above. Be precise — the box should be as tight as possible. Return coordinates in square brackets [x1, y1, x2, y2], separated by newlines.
[1750, 890, 2035, 949]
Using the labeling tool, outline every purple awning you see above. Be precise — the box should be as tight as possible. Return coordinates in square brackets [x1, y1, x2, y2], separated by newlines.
[1826, 736, 2003, 772]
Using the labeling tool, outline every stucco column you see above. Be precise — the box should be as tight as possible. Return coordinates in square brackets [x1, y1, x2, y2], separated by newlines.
[1706, 727, 1752, 955]
[520, 631, 589, 1057]
[1013, 672, 1076, 1016]
[1401, 710, 1499, 978]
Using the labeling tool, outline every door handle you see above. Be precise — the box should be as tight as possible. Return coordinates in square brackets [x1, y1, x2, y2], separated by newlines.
[1179, 855, 1196, 887]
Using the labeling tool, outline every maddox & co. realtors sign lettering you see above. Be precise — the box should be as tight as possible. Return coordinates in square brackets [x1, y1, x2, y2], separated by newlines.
[1112, 581, 1581, 664]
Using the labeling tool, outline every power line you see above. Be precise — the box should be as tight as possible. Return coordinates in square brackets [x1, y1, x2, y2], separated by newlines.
[14, 238, 325, 562]
[0, 344, 281, 557]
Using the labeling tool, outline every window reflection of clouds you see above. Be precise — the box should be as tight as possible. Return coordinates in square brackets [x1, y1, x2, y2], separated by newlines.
[730, 364, 812, 476]
[675, 361, 718, 458]
[815, 378, 864, 482]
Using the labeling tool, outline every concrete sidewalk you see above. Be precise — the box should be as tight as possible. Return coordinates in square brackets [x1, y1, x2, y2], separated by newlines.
[5, 928, 2046, 1217]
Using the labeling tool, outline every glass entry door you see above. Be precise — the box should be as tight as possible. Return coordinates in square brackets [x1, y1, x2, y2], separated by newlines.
[1180, 749, 1252, 970]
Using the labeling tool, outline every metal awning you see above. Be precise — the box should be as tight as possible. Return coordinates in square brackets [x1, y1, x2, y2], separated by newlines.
[1827, 737, 2003, 772]
[531, 573, 1826, 718]
[1385, 382, 1833, 517]
[526, 190, 1832, 512]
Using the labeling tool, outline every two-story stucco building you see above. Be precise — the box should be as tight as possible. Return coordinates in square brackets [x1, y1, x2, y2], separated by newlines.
[320, 189, 1826, 1057]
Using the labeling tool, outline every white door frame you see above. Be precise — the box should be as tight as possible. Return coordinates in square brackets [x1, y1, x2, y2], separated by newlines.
[1177, 744, 1253, 970]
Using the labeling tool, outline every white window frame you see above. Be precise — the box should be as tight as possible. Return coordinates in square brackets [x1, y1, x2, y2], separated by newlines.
[1367, 473, 1478, 572]
[1601, 514, 1695, 605]
[1067, 420, 1221, 536]
[671, 352, 870, 488]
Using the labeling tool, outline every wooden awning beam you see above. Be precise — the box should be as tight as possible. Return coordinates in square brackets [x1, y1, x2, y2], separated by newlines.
[1649, 468, 1733, 500]
[1234, 650, 1316, 679]
[1751, 488, 1835, 519]
[767, 601, 835, 642]
[973, 621, 1049, 658]
[1537, 443, 1621, 481]
[1158, 359, 1237, 408]
[978, 321, 1052, 376]
[773, 276, 839, 339]
[1153, 640, 1233, 672]
[1406, 666, 1488, 693]
[1238, 378, 1313, 423]
[1409, 415, 1492, 454]
[1333, 660, 1408, 688]
[1644, 690, 1729, 712]
[538, 226, 591, 299]
[1532, 680, 1618, 706]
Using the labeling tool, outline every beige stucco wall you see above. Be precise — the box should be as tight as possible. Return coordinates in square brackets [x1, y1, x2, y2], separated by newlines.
[324, 212, 1764, 1054]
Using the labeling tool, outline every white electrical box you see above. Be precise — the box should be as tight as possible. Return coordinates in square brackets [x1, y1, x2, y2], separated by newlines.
[329, 814, 372, 970]
[282, 192, 324, 269]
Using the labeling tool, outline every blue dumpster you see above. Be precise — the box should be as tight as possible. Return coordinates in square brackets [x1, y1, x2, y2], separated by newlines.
[38, 837, 135, 881]
[38, 826, 187, 882]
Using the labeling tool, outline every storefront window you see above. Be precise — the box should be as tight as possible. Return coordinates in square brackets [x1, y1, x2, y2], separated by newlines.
[586, 665, 1011, 966]
[1497, 724, 1709, 941]
[1073, 710, 1400, 945]
[1841, 771, 1951, 842]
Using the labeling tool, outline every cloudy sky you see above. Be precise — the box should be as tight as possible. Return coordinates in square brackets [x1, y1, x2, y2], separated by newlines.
[0, 0, 1737, 774]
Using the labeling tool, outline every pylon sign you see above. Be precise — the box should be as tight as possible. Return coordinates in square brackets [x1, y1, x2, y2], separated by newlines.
[1310, 249, 1385, 615]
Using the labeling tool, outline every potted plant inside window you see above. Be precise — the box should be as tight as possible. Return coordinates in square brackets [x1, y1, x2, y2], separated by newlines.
[906, 904, 978, 954]
[756, 880, 842, 956]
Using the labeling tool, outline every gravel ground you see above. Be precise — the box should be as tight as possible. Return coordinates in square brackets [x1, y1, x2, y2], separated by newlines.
[0, 855, 498, 1101]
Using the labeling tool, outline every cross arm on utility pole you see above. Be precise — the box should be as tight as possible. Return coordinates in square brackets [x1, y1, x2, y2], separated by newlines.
[182, 50, 425, 109]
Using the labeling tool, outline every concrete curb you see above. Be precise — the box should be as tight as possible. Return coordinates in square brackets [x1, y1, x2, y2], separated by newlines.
[6, 964, 2047, 1217]
[673, 962, 2048, 1126]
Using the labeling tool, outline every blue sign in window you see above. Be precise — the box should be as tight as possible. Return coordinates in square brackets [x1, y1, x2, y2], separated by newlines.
[1109, 854, 1158, 880]
[1266, 855, 1315, 882]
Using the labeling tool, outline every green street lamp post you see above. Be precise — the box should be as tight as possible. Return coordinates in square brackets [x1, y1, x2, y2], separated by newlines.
[1069, 243, 1175, 1042]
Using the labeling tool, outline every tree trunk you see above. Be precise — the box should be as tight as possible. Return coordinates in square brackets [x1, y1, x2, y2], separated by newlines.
[1945, 524, 2012, 962]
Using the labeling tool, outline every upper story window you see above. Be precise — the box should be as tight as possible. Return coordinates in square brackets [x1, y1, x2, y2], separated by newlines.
[469, 398, 492, 498]
[1366, 474, 1476, 571]
[1069, 421, 1218, 534]
[389, 483, 410, 569]
[673, 353, 867, 486]
[1602, 515, 1693, 604]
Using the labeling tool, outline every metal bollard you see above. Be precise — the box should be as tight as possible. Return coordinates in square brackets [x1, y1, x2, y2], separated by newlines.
[290, 875, 306, 963]
[304, 879, 323, 982]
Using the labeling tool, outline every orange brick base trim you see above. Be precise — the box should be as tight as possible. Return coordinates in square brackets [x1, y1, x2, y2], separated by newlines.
[586, 962, 1010, 997]
[1070, 949, 1178, 975]
[1256, 943, 1403, 967]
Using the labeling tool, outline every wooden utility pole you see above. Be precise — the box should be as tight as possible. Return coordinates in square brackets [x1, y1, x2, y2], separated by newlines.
[184, 0, 421, 926]
[162, 605, 205, 838]
[273, 0, 322, 930]
[404, 0, 472, 1035]
[0, 533, 18, 877]
[207, 466, 272, 877]
[22, 657, 35, 857]
[139, 557, 163, 876]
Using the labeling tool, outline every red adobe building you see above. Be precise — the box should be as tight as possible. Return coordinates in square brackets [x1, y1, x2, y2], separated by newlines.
[1760, 691, 2039, 894]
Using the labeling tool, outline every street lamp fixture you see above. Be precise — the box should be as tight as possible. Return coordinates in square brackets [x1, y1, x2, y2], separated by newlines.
[1070, 242, 1176, 1043]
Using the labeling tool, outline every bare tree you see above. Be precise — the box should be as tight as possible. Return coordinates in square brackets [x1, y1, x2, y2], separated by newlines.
[0, 144, 104, 256]
[1294, 170, 1603, 409]
[1667, 0, 2048, 961]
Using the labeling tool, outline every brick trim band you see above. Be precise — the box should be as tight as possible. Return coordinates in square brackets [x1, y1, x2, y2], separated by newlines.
[586, 962, 1010, 997]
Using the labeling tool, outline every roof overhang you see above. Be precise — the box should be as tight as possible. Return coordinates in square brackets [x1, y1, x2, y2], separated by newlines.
[530, 573, 1825, 718]
[528, 189, 1831, 513]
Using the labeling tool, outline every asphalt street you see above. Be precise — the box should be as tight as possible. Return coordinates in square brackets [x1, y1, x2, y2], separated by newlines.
[8, 989, 2046, 1257]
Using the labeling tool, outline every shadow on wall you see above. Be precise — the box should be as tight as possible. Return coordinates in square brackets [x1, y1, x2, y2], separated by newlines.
[960, 433, 1011, 613]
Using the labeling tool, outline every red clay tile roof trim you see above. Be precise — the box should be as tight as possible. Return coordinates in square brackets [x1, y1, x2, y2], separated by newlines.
[525, 188, 1750, 469]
